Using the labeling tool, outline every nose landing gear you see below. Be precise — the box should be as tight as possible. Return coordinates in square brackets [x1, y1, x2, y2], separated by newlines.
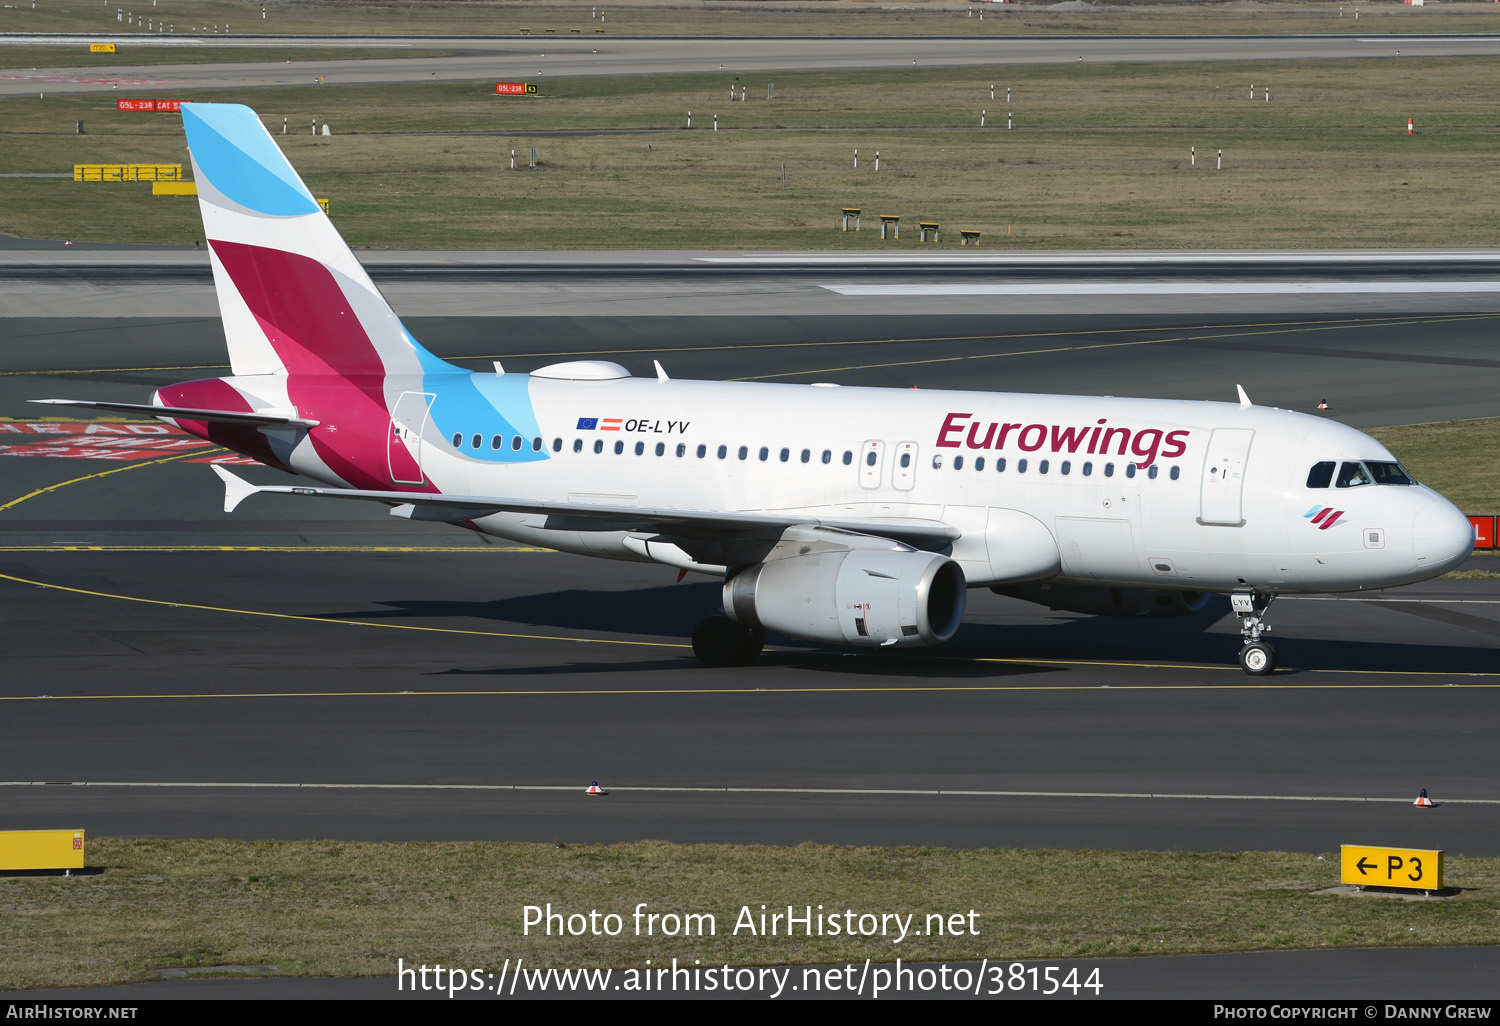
[1232, 591, 1278, 675]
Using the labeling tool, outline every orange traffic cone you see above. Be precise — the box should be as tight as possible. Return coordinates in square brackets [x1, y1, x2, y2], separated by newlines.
[1414, 788, 1433, 809]
[1317, 399, 1328, 410]
[586, 781, 604, 797]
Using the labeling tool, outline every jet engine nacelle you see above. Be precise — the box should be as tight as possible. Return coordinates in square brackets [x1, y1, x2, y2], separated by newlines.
[994, 582, 1215, 618]
[726, 548, 967, 647]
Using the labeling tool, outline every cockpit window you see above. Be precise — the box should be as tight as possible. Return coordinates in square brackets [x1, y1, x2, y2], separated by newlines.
[1366, 461, 1414, 486]
[1336, 461, 1371, 488]
[1306, 461, 1335, 489]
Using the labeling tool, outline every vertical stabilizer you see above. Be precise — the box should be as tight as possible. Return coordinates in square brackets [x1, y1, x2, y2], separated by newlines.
[183, 103, 440, 381]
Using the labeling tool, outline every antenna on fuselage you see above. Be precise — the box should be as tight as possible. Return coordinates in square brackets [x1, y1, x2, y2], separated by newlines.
[654, 360, 670, 382]
[1236, 384, 1252, 410]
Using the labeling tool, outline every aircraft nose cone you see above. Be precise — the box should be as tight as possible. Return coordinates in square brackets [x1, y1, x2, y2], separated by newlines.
[1413, 500, 1475, 576]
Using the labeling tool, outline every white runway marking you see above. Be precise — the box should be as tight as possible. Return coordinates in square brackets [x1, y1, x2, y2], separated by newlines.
[5, 781, 1497, 804]
[822, 281, 1500, 297]
[703, 252, 1500, 266]
[1283, 596, 1500, 605]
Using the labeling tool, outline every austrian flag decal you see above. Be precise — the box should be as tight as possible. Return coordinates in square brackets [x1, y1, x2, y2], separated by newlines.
[1305, 506, 1345, 530]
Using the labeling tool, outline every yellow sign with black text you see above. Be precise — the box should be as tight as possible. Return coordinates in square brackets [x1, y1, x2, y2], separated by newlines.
[1340, 844, 1444, 891]
[90, 43, 116, 53]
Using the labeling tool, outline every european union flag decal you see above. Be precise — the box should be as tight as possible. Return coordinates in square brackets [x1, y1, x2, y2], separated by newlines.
[577, 417, 599, 430]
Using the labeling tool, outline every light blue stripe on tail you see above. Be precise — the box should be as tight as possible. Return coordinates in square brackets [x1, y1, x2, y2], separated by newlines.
[182, 103, 320, 217]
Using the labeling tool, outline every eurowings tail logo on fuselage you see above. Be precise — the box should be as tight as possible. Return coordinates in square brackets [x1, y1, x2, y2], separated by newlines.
[1304, 506, 1345, 530]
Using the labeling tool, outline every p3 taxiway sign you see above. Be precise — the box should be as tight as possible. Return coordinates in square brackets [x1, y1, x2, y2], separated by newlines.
[1341, 844, 1444, 892]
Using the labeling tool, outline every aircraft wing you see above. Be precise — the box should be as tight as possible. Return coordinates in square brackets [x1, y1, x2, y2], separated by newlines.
[212, 465, 960, 548]
[30, 399, 319, 429]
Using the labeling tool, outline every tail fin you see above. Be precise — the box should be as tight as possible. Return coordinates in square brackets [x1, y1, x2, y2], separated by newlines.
[183, 103, 446, 380]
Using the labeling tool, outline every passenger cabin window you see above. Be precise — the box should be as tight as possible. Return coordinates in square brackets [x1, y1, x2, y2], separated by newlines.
[865, 451, 877, 467]
[717, 445, 727, 459]
[1367, 461, 1414, 486]
[654, 442, 665, 456]
[1060, 461, 1070, 475]
[636, 441, 646, 456]
[953, 455, 964, 470]
[900, 453, 911, 469]
[1039, 459, 1049, 474]
[614, 441, 624, 455]
[472, 434, 482, 450]
[532, 437, 542, 452]
[1104, 463, 1114, 478]
[1336, 461, 1371, 488]
[511, 436, 523, 452]
[759, 447, 769, 462]
[573, 439, 583, 453]
[697, 444, 707, 458]
[975, 457, 985, 472]
[593, 439, 604, 454]
[1148, 465, 1159, 479]
[1125, 463, 1136, 479]
[1170, 466, 1180, 480]
[1082, 461, 1092, 476]
[738, 446, 749, 461]
[779, 447, 790, 462]
[1017, 459, 1028, 474]
[842, 451, 853, 466]
[552, 437, 562, 452]
[801, 449, 811, 464]
[996, 458, 1006, 472]
[1306, 461, 1335, 488]
[821, 450, 832, 465]
[492, 435, 503, 450]
[676, 443, 686, 457]
[452, 433, 462, 448]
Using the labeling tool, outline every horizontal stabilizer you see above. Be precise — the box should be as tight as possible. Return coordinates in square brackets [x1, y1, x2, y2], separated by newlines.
[29, 399, 319, 429]
[212, 464, 265, 513]
[210, 468, 961, 548]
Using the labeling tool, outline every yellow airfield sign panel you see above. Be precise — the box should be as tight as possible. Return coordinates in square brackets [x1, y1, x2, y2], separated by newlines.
[90, 43, 116, 53]
[1341, 844, 1444, 891]
[0, 829, 85, 871]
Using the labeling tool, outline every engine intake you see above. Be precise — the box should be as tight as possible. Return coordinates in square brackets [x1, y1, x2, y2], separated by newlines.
[726, 548, 966, 647]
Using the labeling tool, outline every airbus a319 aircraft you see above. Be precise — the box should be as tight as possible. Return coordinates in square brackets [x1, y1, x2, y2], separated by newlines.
[36, 104, 1476, 674]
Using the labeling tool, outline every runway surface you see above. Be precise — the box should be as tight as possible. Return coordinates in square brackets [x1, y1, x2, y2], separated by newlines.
[5, 33, 1500, 96]
[2, 256, 1498, 855]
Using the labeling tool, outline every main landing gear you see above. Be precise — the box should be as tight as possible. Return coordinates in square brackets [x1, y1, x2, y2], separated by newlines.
[1232, 590, 1278, 676]
[692, 615, 764, 667]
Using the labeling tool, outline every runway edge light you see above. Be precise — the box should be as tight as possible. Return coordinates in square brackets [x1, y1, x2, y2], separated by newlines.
[586, 781, 605, 797]
[1415, 787, 1434, 808]
[0, 828, 85, 872]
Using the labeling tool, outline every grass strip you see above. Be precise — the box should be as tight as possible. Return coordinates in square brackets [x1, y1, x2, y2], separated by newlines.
[5, 0, 1500, 39]
[3, 58, 1499, 249]
[3, 838, 1498, 989]
[1372, 419, 1500, 515]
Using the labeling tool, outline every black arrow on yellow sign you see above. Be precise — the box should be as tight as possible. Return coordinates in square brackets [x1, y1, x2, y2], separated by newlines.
[1356, 857, 1376, 875]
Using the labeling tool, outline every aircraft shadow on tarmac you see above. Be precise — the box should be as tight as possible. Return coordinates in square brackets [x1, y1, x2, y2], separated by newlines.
[325, 586, 1500, 677]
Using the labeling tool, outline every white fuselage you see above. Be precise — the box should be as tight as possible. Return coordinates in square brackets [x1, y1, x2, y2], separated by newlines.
[261, 368, 1469, 595]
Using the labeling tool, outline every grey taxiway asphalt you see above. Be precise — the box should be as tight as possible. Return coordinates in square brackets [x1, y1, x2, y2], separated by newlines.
[6, 33, 1500, 97]
[1, 252, 1498, 857]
